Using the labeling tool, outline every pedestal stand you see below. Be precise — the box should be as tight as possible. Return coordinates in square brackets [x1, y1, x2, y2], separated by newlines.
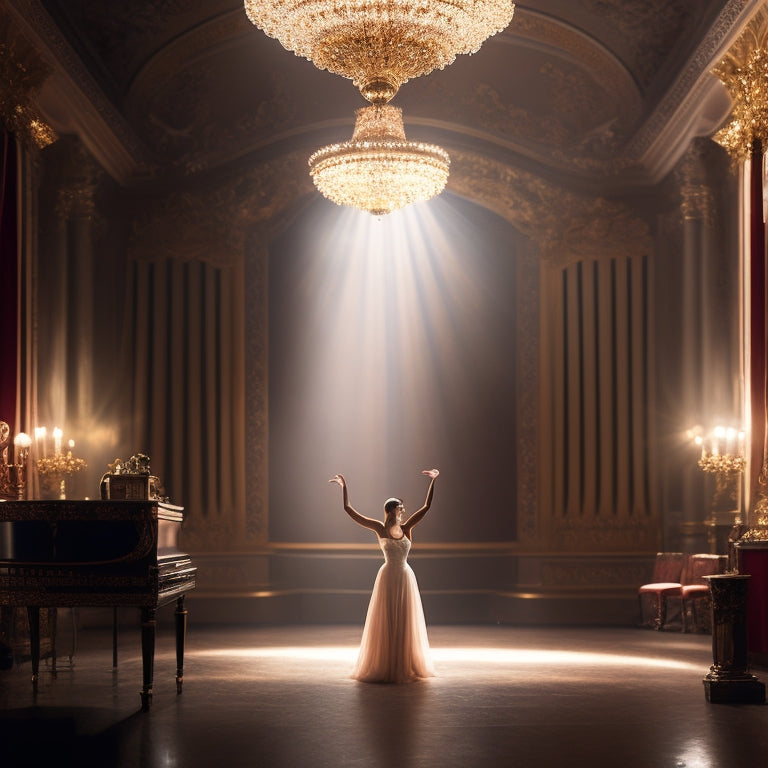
[703, 574, 765, 704]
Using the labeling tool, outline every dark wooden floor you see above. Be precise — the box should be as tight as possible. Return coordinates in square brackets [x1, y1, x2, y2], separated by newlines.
[1, 620, 767, 767]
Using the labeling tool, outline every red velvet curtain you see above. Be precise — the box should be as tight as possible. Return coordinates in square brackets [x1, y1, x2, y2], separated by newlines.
[748, 140, 767, 511]
[0, 132, 18, 431]
[740, 548, 768, 656]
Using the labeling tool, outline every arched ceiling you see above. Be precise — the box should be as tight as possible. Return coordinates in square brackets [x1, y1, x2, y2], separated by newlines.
[5, 0, 761, 195]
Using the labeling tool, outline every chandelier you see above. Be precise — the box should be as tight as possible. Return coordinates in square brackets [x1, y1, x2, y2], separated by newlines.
[244, 1, 515, 104]
[308, 105, 450, 215]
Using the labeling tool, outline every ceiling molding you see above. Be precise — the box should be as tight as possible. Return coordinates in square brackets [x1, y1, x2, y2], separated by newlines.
[6, 0, 153, 184]
[624, 0, 761, 182]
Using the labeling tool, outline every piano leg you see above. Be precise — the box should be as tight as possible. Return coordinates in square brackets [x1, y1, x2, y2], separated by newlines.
[27, 606, 40, 693]
[50, 608, 57, 677]
[113, 607, 119, 668]
[175, 595, 187, 694]
[140, 607, 156, 711]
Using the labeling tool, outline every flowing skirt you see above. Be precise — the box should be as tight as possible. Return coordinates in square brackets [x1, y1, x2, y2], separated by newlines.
[352, 560, 434, 683]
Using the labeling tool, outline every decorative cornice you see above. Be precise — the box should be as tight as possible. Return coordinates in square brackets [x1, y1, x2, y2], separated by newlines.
[627, 0, 759, 171]
[5, 0, 152, 183]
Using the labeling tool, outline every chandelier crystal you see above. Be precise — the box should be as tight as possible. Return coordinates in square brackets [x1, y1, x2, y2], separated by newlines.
[244, 1, 515, 103]
[308, 105, 450, 215]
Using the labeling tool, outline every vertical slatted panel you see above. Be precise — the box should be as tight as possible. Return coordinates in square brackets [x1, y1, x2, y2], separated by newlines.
[230, 259, 247, 533]
[614, 254, 631, 518]
[204, 264, 219, 519]
[169, 259, 185, 502]
[150, 261, 169, 473]
[581, 262, 598, 517]
[550, 266, 566, 519]
[218, 263, 235, 520]
[552, 253, 650, 520]
[597, 257, 615, 516]
[565, 262, 583, 517]
[185, 261, 204, 514]
[630, 255, 648, 516]
[131, 261, 150, 447]
[128, 258, 246, 532]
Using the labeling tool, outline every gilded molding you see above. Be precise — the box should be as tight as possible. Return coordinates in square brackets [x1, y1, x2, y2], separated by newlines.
[160, 71, 299, 177]
[548, 515, 658, 551]
[180, 515, 243, 552]
[577, 0, 695, 88]
[512, 9, 640, 113]
[128, 151, 314, 266]
[0, 8, 56, 148]
[127, 9, 251, 111]
[627, 0, 756, 164]
[447, 149, 652, 268]
[515, 244, 540, 542]
[53, 139, 102, 219]
[712, 5, 768, 158]
[675, 140, 717, 223]
[244, 232, 269, 546]
[539, 560, 650, 589]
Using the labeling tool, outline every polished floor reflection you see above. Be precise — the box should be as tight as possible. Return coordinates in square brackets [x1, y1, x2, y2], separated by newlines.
[1, 622, 767, 767]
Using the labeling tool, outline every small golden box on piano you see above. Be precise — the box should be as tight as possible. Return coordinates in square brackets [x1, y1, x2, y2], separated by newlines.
[101, 473, 150, 500]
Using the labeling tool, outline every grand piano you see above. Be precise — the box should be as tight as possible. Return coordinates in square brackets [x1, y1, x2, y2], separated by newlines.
[0, 498, 197, 710]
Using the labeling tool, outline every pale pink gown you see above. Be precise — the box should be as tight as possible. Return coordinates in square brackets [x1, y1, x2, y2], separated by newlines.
[353, 535, 434, 683]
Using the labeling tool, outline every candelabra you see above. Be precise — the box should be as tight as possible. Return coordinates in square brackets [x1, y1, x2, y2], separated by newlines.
[0, 421, 31, 500]
[698, 444, 745, 557]
[37, 449, 87, 500]
[698, 451, 746, 484]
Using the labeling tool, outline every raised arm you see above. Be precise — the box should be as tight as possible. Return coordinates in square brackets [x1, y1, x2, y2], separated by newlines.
[329, 474, 385, 536]
[402, 469, 439, 536]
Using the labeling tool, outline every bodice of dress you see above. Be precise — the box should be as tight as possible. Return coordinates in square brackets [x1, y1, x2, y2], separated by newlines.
[378, 535, 411, 568]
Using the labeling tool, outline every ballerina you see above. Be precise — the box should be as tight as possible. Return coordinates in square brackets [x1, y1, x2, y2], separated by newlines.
[329, 469, 439, 683]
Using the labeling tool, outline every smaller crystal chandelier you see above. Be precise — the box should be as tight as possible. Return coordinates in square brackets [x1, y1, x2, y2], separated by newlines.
[308, 105, 450, 216]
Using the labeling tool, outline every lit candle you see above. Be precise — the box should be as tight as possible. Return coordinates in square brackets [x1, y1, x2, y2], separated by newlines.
[53, 427, 63, 456]
[725, 428, 734, 456]
[14, 432, 32, 465]
[35, 426, 47, 457]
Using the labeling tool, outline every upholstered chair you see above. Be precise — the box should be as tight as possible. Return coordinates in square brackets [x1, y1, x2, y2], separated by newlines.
[638, 552, 686, 630]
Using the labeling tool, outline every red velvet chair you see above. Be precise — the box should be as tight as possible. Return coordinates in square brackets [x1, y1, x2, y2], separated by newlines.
[681, 553, 728, 633]
[638, 552, 686, 630]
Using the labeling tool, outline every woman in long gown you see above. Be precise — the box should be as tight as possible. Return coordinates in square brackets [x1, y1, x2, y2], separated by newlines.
[329, 469, 439, 684]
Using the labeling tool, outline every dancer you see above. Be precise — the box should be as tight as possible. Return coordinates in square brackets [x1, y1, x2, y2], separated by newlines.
[329, 469, 439, 683]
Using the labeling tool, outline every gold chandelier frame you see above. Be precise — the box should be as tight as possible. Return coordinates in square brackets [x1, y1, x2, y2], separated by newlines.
[245, 1, 515, 103]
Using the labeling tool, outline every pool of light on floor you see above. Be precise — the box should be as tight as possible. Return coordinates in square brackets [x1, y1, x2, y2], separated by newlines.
[190, 645, 703, 672]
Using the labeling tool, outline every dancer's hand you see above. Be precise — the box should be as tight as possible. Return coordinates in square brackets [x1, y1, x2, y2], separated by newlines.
[421, 469, 439, 479]
[329, 474, 346, 487]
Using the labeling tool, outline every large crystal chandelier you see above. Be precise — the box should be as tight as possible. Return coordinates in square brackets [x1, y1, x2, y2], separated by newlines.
[308, 105, 450, 215]
[244, 1, 515, 104]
